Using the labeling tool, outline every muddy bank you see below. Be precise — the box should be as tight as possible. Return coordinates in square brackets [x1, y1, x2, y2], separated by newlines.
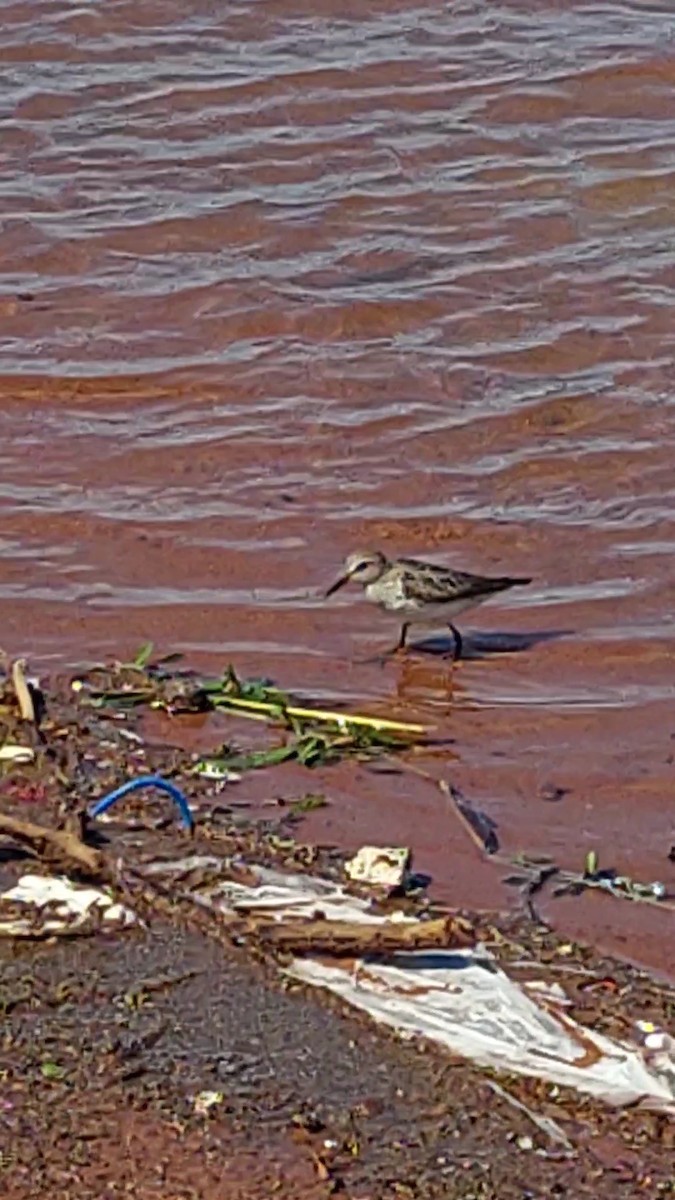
[1, 653, 674, 1198]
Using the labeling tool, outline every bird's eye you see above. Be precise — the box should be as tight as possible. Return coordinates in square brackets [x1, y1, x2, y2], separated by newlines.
[353, 561, 369, 573]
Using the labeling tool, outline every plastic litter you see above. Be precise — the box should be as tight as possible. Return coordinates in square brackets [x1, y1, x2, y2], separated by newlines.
[345, 845, 411, 889]
[0, 874, 135, 937]
[146, 856, 675, 1112]
[0, 745, 34, 763]
[193, 761, 241, 782]
[5, 850, 672, 1112]
[635, 1021, 675, 1082]
[88, 774, 194, 831]
[193, 1090, 224, 1115]
[143, 855, 414, 924]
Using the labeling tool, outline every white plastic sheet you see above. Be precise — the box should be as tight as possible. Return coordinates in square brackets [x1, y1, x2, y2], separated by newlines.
[289, 955, 675, 1109]
[143, 855, 415, 925]
[146, 856, 675, 1112]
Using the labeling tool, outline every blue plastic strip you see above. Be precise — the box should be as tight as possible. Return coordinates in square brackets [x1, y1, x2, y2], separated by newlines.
[88, 774, 194, 831]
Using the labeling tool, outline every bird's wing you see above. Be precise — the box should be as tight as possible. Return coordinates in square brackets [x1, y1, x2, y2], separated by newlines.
[398, 558, 508, 604]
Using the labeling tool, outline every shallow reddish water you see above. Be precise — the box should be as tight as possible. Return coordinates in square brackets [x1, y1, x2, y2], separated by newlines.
[1, 0, 674, 972]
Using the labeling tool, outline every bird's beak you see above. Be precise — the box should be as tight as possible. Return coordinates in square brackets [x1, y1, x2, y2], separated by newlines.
[325, 572, 350, 598]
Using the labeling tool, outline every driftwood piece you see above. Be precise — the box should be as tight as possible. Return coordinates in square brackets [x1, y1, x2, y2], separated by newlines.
[254, 914, 475, 957]
[0, 812, 106, 879]
[11, 658, 36, 723]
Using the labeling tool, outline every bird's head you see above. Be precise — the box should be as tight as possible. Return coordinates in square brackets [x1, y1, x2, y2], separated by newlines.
[325, 549, 388, 596]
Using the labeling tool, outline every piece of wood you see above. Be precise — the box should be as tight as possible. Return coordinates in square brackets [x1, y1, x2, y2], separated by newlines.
[11, 658, 36, 723]
[254, 914, 475, 957]
[0, 812, 106, 878]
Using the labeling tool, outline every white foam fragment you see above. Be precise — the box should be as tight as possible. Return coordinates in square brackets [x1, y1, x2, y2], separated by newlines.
[0, 874, 136, 937]
[345, 845, 410, 889]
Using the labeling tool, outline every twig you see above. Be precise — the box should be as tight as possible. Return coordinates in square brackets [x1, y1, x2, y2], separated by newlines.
[438, 779, 495, 855]
[11, 659, 35, 723]
[253, 914, 475, 957]
[0, 812, 106, 879]
[507, 961, 598, 978]
[383, 761, 493, 856]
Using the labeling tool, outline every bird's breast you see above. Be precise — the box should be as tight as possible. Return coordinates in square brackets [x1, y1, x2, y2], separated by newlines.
[365, 580, 414, 611]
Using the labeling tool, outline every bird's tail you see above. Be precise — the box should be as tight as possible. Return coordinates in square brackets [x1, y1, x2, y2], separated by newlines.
[491, 576, 532, 591]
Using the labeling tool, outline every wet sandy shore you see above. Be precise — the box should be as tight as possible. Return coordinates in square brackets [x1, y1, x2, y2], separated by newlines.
[0, 658, 673, 1196]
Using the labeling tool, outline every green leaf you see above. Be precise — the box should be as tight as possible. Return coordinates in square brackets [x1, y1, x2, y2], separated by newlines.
[96, 689, 155, 707]
[197, 678, 230, 694]
[289, 793, 328, 814]
[219, 744, 297, 771]
[132, 641, 154, 668]
[239, 678, 288, 704]
[40, 1061, 64, 1080]
[194, 759, 234, 779]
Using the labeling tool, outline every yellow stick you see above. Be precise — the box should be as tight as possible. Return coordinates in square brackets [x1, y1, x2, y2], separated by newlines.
[213, 694, 428, 735]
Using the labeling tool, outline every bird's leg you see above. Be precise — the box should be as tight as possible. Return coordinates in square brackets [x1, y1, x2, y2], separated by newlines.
[448, 624, 463, 660]
[358, 622, 411, 666]
[391, 621, 410, 656]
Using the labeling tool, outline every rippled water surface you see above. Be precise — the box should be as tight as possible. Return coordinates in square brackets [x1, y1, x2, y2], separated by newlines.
[2, 0, 675, 969]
